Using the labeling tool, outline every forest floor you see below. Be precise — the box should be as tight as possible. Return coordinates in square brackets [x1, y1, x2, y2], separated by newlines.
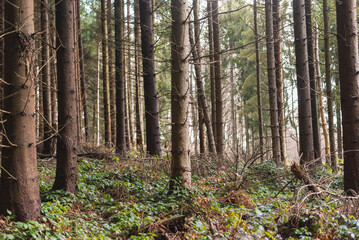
[0, 149, 357, 239]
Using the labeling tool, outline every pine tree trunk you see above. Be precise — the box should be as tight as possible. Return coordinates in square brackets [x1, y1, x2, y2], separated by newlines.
[336, 77, 343, 159]
[254, 0, 264, 162]
[139, 0, 162, 156]
[101, 0, 112, 145]
[134, 0, 144, 150]
[336, 0, 359, 194]
[324, 0, 336, 171]
[50, 7, 57, 154]
[115, 0, 127, 154]
[0, 0, 41, 221]
[212, 0, 223, 155]
[127, 0, 134, 147]
[52, 0, 78, 193]
[314, 26, 330, 158]
[108, 0, 116, 144]
[293, 0, 314, 165]
[170, 0, 191, 189]
[273, 0, 285, 162]
[304, 0, 321, 161]
[265, 0, 281, 164]
[207, 0, 216, 144]
[189, 10, 216, 154]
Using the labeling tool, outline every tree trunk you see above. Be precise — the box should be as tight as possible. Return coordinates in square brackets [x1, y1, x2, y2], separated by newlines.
[324, 0, 336, 171]
[305, 0, 321, 161]
[101, 0, 112, 145]
[97, 44, 101, 145]
[50, 7, 57, 155]
[108, 0, 116, 144]
[212, 0, 223, 155]
[207, 0, 216, 145]
[265, 0, 281, 164]
[170, 0, 191, 189]
[134, 0, 144, 150]
[314, 25, 330, 158]
[77, 0, 89, 142]
[0, 0, 41, 221]
[139, 0, 162, 156]
[336, 77, 343, 159]
[336, 0, 359, 194]
[273, 0, 285, 162]
[115, 0, 127, 155]
[254, 0, 264, 162]
[189, 8, 216, 154]
[127, 0, 134, 148]
[52, 0, 78, 192]
[293, 0, 314, 165]
[41, 0, 53, 154]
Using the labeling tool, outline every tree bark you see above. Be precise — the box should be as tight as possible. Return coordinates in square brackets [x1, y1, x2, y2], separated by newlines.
[52, 0, 78, 193]
[170, 0, 191, 189]
[139, 0, 162, 156]
[305, 0, 321, 161]
[273, 0, 285, 162]
[134, 0, 144, 149]
[254, 0, 264, 162]
[336, 77, 343, 159]
[265, 0, 281, 164]
[189, 7, 216, 154]
[108, 0, 116, 144]
[314, 25, 330, 158]
[115, 0, 127, 155]
[324, 0, 336, 171]
[127, 0, 134, 148]
[0, 0, 41, 221]
[336, 0, 359, 194]
[293, 0, 314, 165]
[50, 5, 57, 154]
[101, 0, 112, 145]
[212, 0, 223, 155]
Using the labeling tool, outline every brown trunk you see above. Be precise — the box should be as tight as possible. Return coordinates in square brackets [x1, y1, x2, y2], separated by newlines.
[101, 0, 112, 145]
[229, 46, 237, 155]
[273, 0, 285, 162]
[314, 25, 330, 158]
[134, 0, 144, 149]
[139, 0, 162, 156]
[115, 0, 127, 154]
[305, 0, 321, 161]
[77, 0, 89, 142]
[254, 0, 264, 162]
[170, 0, 191, 189]
[265, 0, 281, 164]
[0, 0, 4, 114]
[336, 0, 359, 194]
[207, 0, 216, 144]
[127, 0, 134, 147]
[0, 0, 41, 221]
[293, 0, 314, 165]
[41, 0, 53, 154]
[212, 0, 223, 155]
[189, 5, 216, 154]
[336, 77, 343, 159]
[52, 0, 78, 192]
[324, 0, 336, 171]
[108, 0, 116, 144]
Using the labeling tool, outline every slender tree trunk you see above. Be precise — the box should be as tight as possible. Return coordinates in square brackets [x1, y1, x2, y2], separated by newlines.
[101, 0, 112, 145]
[336, 0, 359, 194]
[293, 0, 314, 165]
[305, 0, 321, 161]
[212, 0, 223, 155]
[229, 46, 237, 155]
[207, 0, 216, 144]
[314, 25, 330, 158]
[189, 9, 216, 154]
[139, 0, 162, 156]
[336, 77, 343, 159]
[127, 0, 134, 147]
[97, 45, 101, 145]
[77, 0, 89, 142]
[273, 0, 285, 162]
[265, 0, 281, 164]
[324, 0, 336, 171]
[170, 0, 191, 189]
[253, 0, 264, 162]
[115, 0, 127, 154]
[134, 0, 144, 149]
[50, 6, 57, 155]
[41, 0, 53, 154]
[108, 0, 116, 144]
[0, 0, 41, 221]
[0, 0, 4, 118]
[52, 0, 78, 192]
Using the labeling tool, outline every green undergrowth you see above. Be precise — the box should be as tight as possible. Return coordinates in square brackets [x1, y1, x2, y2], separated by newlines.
[0, 157, 356, 239]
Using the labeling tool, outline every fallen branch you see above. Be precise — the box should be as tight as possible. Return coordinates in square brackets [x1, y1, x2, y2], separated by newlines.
[290, 162, 322, 194]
